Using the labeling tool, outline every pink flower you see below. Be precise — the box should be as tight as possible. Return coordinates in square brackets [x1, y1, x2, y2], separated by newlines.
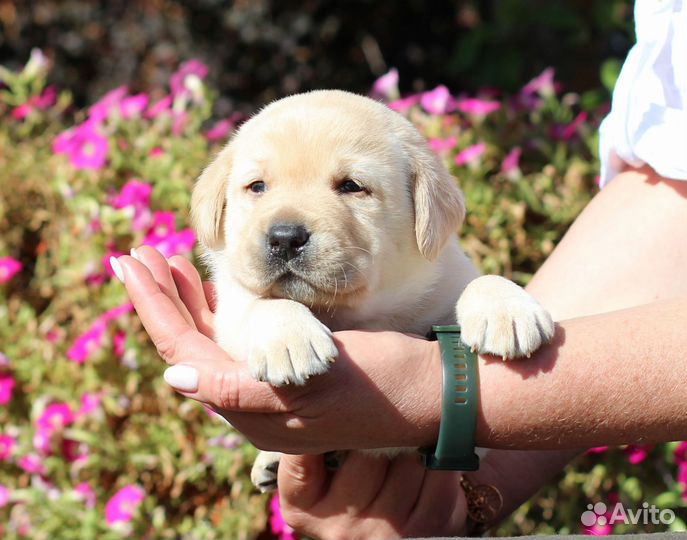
[89, 86, 128, 123]
[143, 212, 196, 257]
[0, 434, 16, 461]
[388, 94, 421, 113]
[74, 482, 96, 509]
[455, 98, 501, 117]
[270, 493, 296, 540]
[586, 446, 609, 455]
[78, 392, 103, 417]
[0, 352, 8, 368]
[521, 67, 556, 98]
[149, 147, 164, 158]
[0, 257, 22, 284]
[18, 454, 46, 475]
[145, 96, 173, 119]
[53, 121, 109, 170]
[678, 462, 687, 501]
[170, 60, 209, 97]
[37, 403, 74, 433]
[552, 111, 588, 141]
[429, 136, 457, 154]
[0, 375, 15, 405]
[105, 484, 145, 526]
[172, 111, 188, 136]
[420, 85, 454, 115]
[33, 429, 52, 454]
[113, 331, 126, 357]
[454, 142, 487, 167]
[11, 86, 57, 120]
[110, 179, 153, 231]
[120, 94, 149, 119]
[674, 441, 687, 464]
[501, 147, 522, 175]
[205, 119, 234, 142]
[100, 303, 134, 324]
[371, 68, 399, 101]
[67, 321, 107, 364]
[625, 444, 652, 465]
[0, 485, 9, 508]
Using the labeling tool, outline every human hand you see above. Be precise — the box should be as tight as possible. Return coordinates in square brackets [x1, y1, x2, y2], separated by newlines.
[277, 452, 468, 539]
[116, 246, 442, 454]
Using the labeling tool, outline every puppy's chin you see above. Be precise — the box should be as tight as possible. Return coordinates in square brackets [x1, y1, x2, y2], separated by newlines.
[268, 274, 322, 305]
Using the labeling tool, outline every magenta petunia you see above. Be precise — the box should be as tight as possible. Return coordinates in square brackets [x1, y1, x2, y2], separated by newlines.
[89, 86, 128, 123]
[145, 96, 173, 119]
[74, 482, 96, 509]
[624, 444, 652, 465]
[53, 121, 109, 170]
[0, 434, 16, 461]
[552, 111, 588, 141]
[0, 374, 15, 405]
[105, 484, 145, 526]
[674, 441, 687, 464]
[100, 303, 134, 324]
[18, 454, 46, 475]
[586, 446, 609, 455]
[521, 67, 556, 98]
[0, 484, 9, 508]
[11, 86, 57, 120]
[205, 119, 234, 142]
[454, 142, 487, 167]
[110, 179, 152, 210]
[270, 493, 296, 540]
[67, 321, 107, 364]
[371, 68, 399, 101]
[429, 136, 457, 154]
[420, 85, 454, 115]
[0, 256, 22, 284]
[119, 94, 149, 119]
[387, 94, 421, 113]
[170, 60, 209, 98]
[37, 403, 75, 433]
[78, 392, 104, 417]
[501, 147, 522, 175]
[455, 98, 501, 117]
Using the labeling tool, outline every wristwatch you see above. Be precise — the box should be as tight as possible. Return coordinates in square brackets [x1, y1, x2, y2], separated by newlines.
[419, 325, 479, 471]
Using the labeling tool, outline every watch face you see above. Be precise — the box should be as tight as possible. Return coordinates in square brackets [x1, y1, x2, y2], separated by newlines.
[466, 484, 504, 524]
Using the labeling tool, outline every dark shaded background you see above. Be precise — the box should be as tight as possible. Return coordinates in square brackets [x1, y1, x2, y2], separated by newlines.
[1, 0, 634, 114]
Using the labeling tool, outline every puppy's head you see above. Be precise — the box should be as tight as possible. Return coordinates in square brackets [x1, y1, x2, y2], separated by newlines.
[192, 90, 465, 307]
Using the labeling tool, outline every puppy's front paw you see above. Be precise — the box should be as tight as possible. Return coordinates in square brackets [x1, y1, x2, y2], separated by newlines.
[456, 275, 554, 360]
[246, 301, 338, 386]
[251, 451, 283, 493]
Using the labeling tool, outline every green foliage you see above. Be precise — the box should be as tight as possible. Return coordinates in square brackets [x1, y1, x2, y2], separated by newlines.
[0, 53, 684, 539]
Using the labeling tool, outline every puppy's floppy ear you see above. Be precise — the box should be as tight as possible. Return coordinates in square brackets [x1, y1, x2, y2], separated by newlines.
[191, 142, 234, 250]
[405, 130, 466, 260]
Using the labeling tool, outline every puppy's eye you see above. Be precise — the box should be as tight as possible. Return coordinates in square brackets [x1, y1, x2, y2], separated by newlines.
[248, 181, 267, 194]
[336, 179, 366, 194]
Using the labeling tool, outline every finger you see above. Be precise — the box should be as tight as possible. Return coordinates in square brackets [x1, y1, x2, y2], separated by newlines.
[278, 454, 328, 512]
[405, 471, 466, 534]
[162, 358, 291, 414]
[203, 281, 217, 312]
[119, 256, 216, 364]
[131, 246, 196, 329]
[168, 255, 215, 338]
[325, 451, 390, 512]
[369, 452, 426, 520]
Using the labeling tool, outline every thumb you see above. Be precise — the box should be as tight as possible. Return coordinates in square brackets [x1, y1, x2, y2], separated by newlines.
[278, 454, 327, 512]
[163, 361, 290, 414]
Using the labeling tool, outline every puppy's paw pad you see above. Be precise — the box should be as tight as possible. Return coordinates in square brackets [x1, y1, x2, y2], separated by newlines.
[457, 275, 554, 360]
[251, 451, 282, 493]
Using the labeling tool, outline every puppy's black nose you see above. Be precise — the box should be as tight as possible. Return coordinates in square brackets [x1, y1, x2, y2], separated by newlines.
[267, 224, 310, 261]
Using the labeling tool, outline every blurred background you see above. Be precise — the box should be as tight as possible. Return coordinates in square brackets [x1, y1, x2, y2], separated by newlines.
[5, 2, 687, 540]
[0, 0, 634, 113]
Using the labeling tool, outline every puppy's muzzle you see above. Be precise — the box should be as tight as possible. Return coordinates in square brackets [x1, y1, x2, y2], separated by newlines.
[267, 223, 310, 262]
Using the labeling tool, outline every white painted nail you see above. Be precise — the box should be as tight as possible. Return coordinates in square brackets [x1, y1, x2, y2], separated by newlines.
[109, 256, 124, 283]
[130, 247, 141, 261]
[163, 365, 199, 392]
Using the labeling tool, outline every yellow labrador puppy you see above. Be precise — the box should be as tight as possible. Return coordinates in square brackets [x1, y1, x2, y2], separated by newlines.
[191, 90, 554, 491]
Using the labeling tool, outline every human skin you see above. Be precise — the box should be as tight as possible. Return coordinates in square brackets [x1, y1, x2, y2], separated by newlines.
[117, 166, 687, 538]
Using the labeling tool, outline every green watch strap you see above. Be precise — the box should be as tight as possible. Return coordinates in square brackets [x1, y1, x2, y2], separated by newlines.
[419, 325, 480, 471]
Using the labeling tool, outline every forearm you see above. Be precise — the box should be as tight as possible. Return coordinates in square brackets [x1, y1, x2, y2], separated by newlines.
[476, 298, 687, 449]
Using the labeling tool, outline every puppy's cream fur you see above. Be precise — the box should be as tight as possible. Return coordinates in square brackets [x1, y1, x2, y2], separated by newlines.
[191, 90, 554, 491]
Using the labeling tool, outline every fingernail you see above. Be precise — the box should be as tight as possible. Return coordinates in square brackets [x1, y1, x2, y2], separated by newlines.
[130, 247, 141, 261]
[109, 256, 125, 283]
[164, 365, 199, 392]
